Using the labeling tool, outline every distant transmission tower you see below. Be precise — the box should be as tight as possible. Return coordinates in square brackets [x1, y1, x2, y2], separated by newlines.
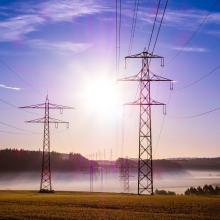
[120, 157, 130, 193]
[119, 51, 173, 195]
[89, 154, 94, 192]
[20, 95, 73, 193]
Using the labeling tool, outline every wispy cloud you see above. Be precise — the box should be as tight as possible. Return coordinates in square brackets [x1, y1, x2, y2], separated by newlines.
[27, 39, 92, 54]
[0, 15, 44, 42]
[134, 8, 220, 30]
[206, 30, 220, 38]
[38, 0, 106, 22]
[172, 46, 208, 53]
[165, 10, 220, 29]
[1, 1, 219, 44]
[0, 84, 21, 91]
[0, 0, 107, 42]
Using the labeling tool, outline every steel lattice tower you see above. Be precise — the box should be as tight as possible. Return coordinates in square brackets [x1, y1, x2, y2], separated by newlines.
[123, 158, 130, 193]
[120, 51, 173, 195]
[20, 95, 73, 193]
[89, 154, 94, 192]
[120, 157, 130, 193]
[90, 162, 94, 192]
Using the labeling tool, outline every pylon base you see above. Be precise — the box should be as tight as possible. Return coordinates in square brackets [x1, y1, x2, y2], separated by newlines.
[39, 189, 55, 193]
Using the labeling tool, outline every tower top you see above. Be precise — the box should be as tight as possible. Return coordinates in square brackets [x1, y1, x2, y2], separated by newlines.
[125, 51, 164, 60]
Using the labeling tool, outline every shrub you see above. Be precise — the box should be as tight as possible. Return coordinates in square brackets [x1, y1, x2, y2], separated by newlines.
[155, 189, 176, 195]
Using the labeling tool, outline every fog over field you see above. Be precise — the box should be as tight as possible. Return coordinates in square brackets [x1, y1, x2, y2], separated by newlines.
[0, 170, 219, 194]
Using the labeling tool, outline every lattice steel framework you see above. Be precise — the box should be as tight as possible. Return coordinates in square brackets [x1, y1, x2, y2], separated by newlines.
[90, 163, 94, 192]
[20, 95, 73, 193]
[120, 158, 130, 193]
[89, 154, 94, 192]
[119, 51, 173, 195]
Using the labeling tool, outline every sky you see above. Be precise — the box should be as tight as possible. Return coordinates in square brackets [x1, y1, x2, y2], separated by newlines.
[0, 0, 219, 159]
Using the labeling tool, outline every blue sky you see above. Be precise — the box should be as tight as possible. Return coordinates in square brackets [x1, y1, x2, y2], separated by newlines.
[0, 0, 219, 159]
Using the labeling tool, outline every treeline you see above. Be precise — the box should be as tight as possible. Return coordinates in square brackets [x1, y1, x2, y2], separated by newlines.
[155, 189, 176, 195]
[116, 158, 184, 172]
[1, 149, 219, 173]
[173, 158, 220, 171]
[116, 157, 220, 172]
[0, 149, 97, 172]
[185, 185, 220, 195]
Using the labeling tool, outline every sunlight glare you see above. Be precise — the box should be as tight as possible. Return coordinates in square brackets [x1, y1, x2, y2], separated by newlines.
[82, 76, 121, 119]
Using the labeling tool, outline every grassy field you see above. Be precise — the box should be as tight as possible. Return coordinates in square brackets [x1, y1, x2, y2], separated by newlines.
[0, 191, 219, 219]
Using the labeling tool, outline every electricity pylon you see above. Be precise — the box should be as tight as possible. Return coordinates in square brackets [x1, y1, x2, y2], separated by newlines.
[120, 157, 130, 193]
[90, 163, 94, 192]
[119, 51, 173, 195]
[20, 95, 73, 193]
[89, 154, 94, 192]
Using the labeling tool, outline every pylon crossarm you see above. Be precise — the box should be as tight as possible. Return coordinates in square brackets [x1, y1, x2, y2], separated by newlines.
[150, 99, 165, 106]
[26, 117, 69, 124]
[119, 63, 174, 84]
[20, 103, 45, 109]
[125, 51, 164, 59]
[118, 74, 139, 82]
[119, 74, 173, 83]
[49, 117, 69, 129]
[48, 117, 69, 124]
[150, 73, 172, 82]
[124, 99, 166, 106]
[118, 70, 141, 81]
[26, 117, 45, 123]
[48, 103, 74, 110]
[125, 51, 164, 69]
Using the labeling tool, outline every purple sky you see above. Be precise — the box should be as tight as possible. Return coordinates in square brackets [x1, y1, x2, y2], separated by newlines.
[0, 0, 219, 159]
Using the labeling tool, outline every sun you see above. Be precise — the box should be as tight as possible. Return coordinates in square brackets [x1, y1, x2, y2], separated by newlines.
[82, 76, 121, 119]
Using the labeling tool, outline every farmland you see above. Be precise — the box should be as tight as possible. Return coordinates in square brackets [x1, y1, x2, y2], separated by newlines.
[0, 191, 219, 219]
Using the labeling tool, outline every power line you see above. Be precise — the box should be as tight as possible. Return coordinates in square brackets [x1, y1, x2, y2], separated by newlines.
[116, 0, 122, 73]
[149, 1, 218, 158]
[0, 97, 39, 115]
[0, 58, 43, 95]
[0, 120, 39, 134]
[144, 0, 169, 159]
[154, 64, 220, 155]
[153, 0, 219, 152]
[118, 0, 122, 72]
[148, 14, 172, 157]
[167, 0, 218, 64]
[172, 105, 220, 119]
[151, 0, 169, 54]
[176, 64, 220, 90]
[116, 0, 118, 73]
[0, 129, 35, 135]
[0, 98, 42, 135]
[146, 0, 162, 52]
[153, 91, 172, 158]
[128, 0, 140, 55]
[154, 63, 220, 156]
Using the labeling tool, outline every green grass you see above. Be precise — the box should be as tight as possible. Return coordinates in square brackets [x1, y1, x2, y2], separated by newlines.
[0, 191, 219, 219]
